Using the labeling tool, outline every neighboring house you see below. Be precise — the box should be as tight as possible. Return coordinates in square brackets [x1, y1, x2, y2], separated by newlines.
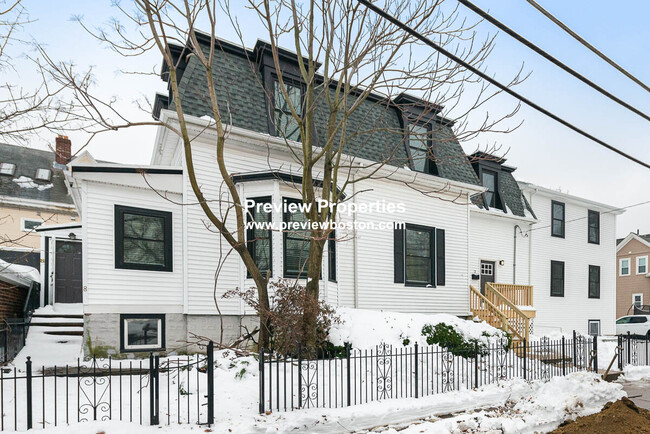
[616, 232, 650, 318]
[0, 138, 79, 268]
[467, 155, 621, 336]
[56, 36, 620, 355]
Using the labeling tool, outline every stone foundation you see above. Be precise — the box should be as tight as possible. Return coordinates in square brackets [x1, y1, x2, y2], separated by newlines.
[83, 313, 258, 357]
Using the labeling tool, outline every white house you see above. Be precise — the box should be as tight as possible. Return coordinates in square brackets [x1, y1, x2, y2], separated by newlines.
[42, 36, 621, 355]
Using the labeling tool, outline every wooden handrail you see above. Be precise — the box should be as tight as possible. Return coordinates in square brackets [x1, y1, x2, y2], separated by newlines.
[469, 285, 509, 334]
[485, 283, 530, 341]
[489, 283, 533, 307]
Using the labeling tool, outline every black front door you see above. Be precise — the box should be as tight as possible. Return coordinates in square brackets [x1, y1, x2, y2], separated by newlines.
[55, 241, 82, 303]
[480, 260, 495, 295]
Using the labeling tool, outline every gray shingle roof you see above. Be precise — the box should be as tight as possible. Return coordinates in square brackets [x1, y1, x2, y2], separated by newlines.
[158, 37, 481, 187]
[0, 143, 73, 205]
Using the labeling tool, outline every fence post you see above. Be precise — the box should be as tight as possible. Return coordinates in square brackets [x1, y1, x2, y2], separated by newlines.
[561, 336, 566, 375]
[258, 348, 265, 414]
[149, 353, 159, 425]
[627, 332, 631, 365]
[414, 343, 419, 399]
[26, 356, 32, 430]
[618, 335, 623, 371]
[345, 343, 351, 406]
[523, 339, 527, 380]
[572, 330, 577, 368]
[207, 341, 214, 425]
[592, 335, 598, 372]
[474, 341, 479, 388]
[297, 343, 303, 409]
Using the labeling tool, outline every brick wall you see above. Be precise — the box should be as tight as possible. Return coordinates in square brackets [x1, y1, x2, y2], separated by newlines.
[0, 280, 28, 322]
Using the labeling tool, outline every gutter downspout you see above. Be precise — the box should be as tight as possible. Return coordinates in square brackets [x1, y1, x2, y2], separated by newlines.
[352, 174, 359, 308]
[513, 225, 519, 284]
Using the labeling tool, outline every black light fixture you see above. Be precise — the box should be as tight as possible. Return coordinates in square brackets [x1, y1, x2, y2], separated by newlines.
[68, 232, 77, 240]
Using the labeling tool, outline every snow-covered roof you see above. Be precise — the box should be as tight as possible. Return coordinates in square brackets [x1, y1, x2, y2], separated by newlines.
[0, 259, 40, 288]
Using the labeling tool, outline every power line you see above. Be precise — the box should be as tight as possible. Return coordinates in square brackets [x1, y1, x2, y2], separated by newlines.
[524, 0, 650, 93]
[458, 0, 650, 122]
[356, 0, 650, 170]
[526, 199, 650, 233]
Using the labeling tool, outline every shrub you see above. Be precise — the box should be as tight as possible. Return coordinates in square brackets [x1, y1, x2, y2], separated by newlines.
[224, 279, 340, 356]
[420, 323, 510, 358]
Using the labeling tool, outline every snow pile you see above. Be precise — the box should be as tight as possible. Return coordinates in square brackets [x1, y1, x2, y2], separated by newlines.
[383, 372, 624, 434]
[329, 307, 505, 350]
[12, 175, 53, 190]
[620, 365, 650, 382]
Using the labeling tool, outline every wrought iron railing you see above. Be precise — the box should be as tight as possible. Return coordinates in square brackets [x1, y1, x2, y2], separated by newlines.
[259, 335, 596, 413]
[0, 342, 215, 431]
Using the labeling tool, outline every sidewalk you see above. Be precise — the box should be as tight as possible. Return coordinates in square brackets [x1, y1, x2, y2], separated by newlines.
[622, 381, 650, 410]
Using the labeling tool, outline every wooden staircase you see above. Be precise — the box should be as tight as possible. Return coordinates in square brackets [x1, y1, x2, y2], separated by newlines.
[469, 283, 534, 342]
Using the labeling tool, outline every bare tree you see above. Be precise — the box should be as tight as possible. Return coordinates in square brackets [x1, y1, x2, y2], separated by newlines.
[43, 0, 523, 348]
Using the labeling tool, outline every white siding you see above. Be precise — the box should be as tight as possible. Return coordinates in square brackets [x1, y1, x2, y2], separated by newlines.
[181, 136, 472, 316]
[83, 181, 184, 313]
[469, 211, 531, 287]
[524, 191, 617, 335]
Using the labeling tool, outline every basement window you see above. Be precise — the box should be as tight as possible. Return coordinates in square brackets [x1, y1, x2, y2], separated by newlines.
[587, 320, 600, 336]
[120, 314, 165, 352]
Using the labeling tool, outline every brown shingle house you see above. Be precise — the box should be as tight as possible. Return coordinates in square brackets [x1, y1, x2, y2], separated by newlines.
[616, 232, 650, 318]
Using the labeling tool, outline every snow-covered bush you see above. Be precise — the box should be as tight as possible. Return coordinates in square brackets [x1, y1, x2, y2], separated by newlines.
[420, 323, 511, 357]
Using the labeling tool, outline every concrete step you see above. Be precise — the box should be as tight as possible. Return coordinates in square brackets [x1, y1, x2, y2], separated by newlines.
[32, 314, 83, 319]
[44, 330, 84, 336]
[30, 322, 84, 328]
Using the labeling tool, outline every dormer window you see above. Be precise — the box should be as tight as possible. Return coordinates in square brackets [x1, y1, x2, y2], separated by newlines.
[272, 79, 302, 141]
[35, 168, 51, 182]
[481, 169, 502, 210]
[407, 121, 439, 176]
[0, 163, 16, 176]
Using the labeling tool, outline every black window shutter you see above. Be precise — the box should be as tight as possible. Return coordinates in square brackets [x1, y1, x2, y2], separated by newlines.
[436, 228, 446, 286]
[394, 226, 404, 283]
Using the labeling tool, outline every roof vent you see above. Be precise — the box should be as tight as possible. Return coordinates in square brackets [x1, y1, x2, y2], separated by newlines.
[0, 163, 16, 176]
[35, 168, 52, 182]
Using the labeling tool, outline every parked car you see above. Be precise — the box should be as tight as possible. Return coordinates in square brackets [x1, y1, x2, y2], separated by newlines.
[616, 315, 650, 337]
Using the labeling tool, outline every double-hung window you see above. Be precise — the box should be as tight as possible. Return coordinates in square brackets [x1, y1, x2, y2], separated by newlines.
[637, 256, 648, 275]
[283, 198, 310, 278]
[550, 260, 564, 297]
[394, 224, 446, 287]
[588, 320, 600, 336]
[481, 169, 502, 210]
[115, 205, 173, 272]
[246, 197, 272, 277]
[588, 265, 600, 299]
[619, 258, 630, 276]
[587, 210, 599, 244]
[272, 79, 302, 141]
[551, 201, 565, 238]
[407, 122, 439, 176]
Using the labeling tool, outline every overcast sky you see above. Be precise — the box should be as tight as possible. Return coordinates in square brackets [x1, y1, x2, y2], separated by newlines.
[10, 0, 650, 237]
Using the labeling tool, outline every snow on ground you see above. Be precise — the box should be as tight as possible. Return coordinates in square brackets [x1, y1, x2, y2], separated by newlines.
[377, 372, 624, 434]
[329, 308, 504, 349]
[3, 369, 624, 434]
[619, 365, 650, 382]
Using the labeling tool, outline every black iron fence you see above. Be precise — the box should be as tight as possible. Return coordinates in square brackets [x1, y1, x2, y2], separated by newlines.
[618, 332, 650, 369]
[259, 334, 597, 413]
[0, 341, 215, 431]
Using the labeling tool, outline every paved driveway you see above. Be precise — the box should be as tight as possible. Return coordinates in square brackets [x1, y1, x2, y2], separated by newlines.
[622, 381, 650, 410]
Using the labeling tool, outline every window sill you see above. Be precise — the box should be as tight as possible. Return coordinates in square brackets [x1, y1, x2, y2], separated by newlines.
[116, 264, 173, 272]
[405, 282, 436, 288]
[588, 241, 600, 245]
[551, 234, 565, 239]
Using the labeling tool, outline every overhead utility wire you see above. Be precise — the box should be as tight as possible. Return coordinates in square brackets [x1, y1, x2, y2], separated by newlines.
[458, 0, 650, 122]
[356, 0, 650, 170]
[526, 199, 650, 233]
[524, 0, 650, 93]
